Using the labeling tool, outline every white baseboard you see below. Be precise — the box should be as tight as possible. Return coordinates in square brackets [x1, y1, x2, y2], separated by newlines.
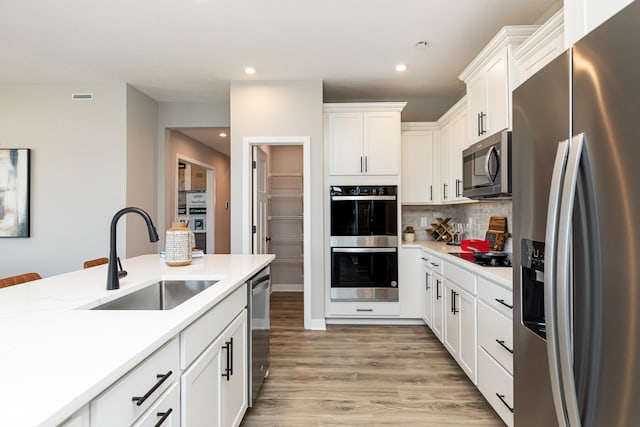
[325, 318, 426, 326]
[272, 284, 303, 292]
[307, 318, 326, 330]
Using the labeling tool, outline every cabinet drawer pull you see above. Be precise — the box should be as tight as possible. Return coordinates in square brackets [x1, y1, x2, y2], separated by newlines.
[155, 408, 173, 426]
[495, 339, 514, 354]
[430, 262, 439, 268]
[425, 272, 430, 290]
[421, 257, 428, 261]
[436, 279, 441, 300]
[132, 370, 173, 407]
[430, 185, 433, 201]
[496, 393, 514, 413]
[356, 308, 374, 312]
[495, 298, 513, 309]
[222, 340, 232, 381]
[452, 290, 459, 315]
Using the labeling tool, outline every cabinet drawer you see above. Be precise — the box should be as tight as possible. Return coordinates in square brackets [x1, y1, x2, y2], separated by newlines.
[478, 276, 513, 318]
[421, 252, 443, 274]
[181, 284, 247, 369]
[132, 382, 180, 427]
[478, 300, 513, 374]
[478, 347, 514, 427]
[328, 301, 400, 317]
[443, 261, 477, 295]
[91, 338, 179, 427]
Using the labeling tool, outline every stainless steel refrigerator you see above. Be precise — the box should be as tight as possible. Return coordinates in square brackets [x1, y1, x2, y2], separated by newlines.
[512, 1, 640, 426]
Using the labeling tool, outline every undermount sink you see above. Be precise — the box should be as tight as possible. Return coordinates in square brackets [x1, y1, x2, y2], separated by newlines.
[92, 280, 219, 310]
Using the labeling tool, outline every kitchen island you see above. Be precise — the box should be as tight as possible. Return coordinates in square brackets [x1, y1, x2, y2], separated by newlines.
[0, 254, 274, 427]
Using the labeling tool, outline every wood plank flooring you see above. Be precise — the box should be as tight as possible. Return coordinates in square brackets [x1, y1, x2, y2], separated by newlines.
[241, 292, 504, 427]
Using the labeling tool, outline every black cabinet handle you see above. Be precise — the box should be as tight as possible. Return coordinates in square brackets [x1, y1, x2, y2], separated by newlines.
[360, 156, 363, 173]
[357, 308, 374, 312]
[436, 280, 441, 300]
[155, 408, 173, 427]
[229, 337, 234, 376]
[477, 113, 481, 136]
[495, 298, 513, 309]
[421, 257, 428, 261]
[132, 370, 173, 407]
[443, 183, 447, 199]
[480, 112, 487, 135]
[222, 341, 231, 381]
[425, 272, 430, 290]
[430, 185, 433, 201]
[496, 339, 514, 354]
[365, 156, 368, 172]
[496, 393, 514, 413]
[452, 290, 459, 315]
[455, 179, 461, 198]
[430, 262, 439, 268]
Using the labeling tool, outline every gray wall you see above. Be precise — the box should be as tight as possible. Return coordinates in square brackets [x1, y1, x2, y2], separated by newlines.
[0, 83, 128, 277]
[230, 80, 325, 321]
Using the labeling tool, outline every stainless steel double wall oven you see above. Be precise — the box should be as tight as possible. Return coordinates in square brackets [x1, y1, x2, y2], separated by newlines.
[330, 185, 398, 302]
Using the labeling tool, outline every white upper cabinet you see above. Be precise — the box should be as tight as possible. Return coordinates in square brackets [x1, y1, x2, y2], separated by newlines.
[325, 103, 406, 176]
[565, 0, 634, 47]
[401, 123, 438, 204]
[514, 9, 565, 87]
[459, 26, 538, 145]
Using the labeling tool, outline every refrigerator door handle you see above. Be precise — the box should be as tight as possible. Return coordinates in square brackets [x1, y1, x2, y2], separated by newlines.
[556, 133, 586, 427]
[543, 138, 570, 427]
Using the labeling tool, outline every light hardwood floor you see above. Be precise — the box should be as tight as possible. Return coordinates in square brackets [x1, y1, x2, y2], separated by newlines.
[241, 292, 504, 427]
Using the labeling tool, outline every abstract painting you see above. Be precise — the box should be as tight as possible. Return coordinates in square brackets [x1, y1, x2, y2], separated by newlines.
[0, 149, 30, 237]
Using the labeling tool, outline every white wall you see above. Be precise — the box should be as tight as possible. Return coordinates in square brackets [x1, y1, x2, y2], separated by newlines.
[229, 80, 325, 321]
[168, 131, 230, 254]
[0, 83, 127, 277]
[126, 85, 159, 257]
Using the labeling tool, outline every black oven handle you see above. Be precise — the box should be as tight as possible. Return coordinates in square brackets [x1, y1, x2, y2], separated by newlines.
[332, 247, 397, 253]
[330, 195, 396, 201]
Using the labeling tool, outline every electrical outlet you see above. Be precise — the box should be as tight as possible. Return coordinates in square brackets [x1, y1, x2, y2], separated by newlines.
[420, 217, 427, 227]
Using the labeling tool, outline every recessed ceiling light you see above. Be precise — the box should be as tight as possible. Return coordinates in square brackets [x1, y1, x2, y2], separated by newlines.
[415, 40, 430, 49]
[244, 66, 256, 75]
[219, 132, 227, 137]
[395, 64, 407, 72]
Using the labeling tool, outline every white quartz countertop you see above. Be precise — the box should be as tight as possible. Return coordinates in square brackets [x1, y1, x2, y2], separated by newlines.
[0, 254, 274, 427]
[402, 240, 513, 289]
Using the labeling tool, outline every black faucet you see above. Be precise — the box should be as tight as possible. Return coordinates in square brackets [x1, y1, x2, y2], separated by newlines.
[107, 207, 159, 290]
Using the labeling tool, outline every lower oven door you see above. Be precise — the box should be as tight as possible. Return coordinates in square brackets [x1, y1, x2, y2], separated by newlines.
[330, 247, 398, 302]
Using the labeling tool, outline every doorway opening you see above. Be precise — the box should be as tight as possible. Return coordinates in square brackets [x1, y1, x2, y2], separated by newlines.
[243, 137, 312, 329]
[176, 156, 215, 253]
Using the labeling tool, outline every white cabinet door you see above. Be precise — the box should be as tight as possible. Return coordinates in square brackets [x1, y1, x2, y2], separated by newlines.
[443, 281, 460, 359]
[399, 247, 423, 318]
[458, 287, 477, 384]
[326, 112, 363, 175]
[422, 263, 433, 326]
[484, 50, 509, 135]
[401, 129, 435, 203]
[431, 272, 444, 342]
[364, 111, 400, 175]
[181, 333, 224, 427]
[466, 72, 486, 144]
[221, 311, 248, 427]
[438, 124, 451, 202]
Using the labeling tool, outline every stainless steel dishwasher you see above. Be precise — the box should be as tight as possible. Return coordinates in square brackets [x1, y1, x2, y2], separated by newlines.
[247, 266, 270, 407]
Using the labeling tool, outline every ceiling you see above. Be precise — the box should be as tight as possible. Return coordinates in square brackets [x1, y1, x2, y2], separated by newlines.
[0, 0, 559, 146]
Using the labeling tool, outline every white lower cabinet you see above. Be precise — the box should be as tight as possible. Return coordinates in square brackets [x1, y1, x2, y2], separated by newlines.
[87, 282, 251, 427]
[478, 347, 513, 426]
[132, 382, 180, 427]
[90, 338, 180, 427]
[181, 310, 247, 427]
[443, 280, 477, 384]
[443, 281, 460, 360]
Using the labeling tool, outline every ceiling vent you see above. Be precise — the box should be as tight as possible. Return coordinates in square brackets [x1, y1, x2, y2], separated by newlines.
[72, 93, 94, 101]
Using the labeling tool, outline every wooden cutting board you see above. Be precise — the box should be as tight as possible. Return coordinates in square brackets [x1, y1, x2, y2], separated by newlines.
[488, 216, 507, 233]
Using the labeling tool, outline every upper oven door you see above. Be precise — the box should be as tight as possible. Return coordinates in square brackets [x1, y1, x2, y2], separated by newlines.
[330, 195, 397, 237]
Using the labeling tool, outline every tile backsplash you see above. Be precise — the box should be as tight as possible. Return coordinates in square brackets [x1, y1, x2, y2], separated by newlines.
[402, 201, 513, 252]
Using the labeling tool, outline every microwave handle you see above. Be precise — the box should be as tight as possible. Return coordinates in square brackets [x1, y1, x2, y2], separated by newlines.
[484, 146, 499, 183]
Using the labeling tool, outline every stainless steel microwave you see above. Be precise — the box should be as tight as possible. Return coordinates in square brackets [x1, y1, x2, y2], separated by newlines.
[462, 129, 511, 199]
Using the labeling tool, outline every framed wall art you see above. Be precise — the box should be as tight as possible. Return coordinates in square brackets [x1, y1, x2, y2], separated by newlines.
[0, 149, 30, 237]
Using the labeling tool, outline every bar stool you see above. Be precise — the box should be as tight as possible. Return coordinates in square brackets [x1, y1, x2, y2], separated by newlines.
[0, 272, 42, 288]
[83, 257, 109, 269]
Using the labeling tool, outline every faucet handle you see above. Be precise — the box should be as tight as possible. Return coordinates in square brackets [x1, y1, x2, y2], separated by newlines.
[117, 257, 128, 279]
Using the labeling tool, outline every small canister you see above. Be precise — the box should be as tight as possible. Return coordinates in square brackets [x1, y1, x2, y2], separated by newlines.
[164, 222, 192, 266]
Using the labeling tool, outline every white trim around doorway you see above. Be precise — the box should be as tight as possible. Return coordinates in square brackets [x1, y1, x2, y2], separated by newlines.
[241, 136, 314, 330]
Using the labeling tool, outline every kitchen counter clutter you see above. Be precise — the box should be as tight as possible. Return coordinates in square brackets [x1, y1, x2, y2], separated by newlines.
[0, 254, 274, 427]
[403, 240, 512, 288]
